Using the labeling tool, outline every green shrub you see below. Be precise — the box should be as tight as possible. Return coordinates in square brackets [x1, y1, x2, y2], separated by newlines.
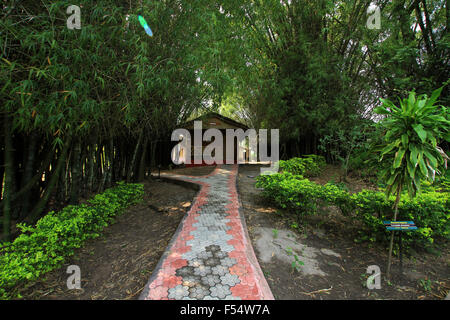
[303, 154, 327, 168]
[256, 172, 350, 216]
[256, 173, 449, 251]
[434, 170, 450, 192]
[351, 190, 450, 248]
[0, 182, 144, 300]
[278, 155, 326, 177]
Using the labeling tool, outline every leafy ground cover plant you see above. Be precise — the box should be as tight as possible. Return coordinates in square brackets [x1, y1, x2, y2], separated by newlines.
[0, 182, 144, 300]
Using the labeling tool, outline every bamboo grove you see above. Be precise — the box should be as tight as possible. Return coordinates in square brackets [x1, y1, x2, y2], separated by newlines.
[0, 0, 228, 240]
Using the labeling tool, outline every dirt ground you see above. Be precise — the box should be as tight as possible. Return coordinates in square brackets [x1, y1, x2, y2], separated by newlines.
[237, 164, 450, 300]
[18, 179, 196, 300]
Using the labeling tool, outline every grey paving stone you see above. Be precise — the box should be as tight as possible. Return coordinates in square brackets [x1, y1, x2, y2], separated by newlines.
[220, 273, 240, 286]
[210, 284, 231, 299]
[168, 285, 190, 299]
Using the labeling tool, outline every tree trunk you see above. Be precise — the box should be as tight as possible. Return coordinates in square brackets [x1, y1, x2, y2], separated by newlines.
[295, 140, 300, 157]
[414, 2, 433, 55]
[127, 131, 143, 182]
[106, 138, 114, 187]
[138, 137, 148, 181]
[26, 138, 71, 224]
[447, 0, 449, 32]
[114, 143, 121, 181]
[313, 135, 318, 155]
[98, 144, 106, 192]
[11, 146, 55, 203]
[87, 145, 95, 193]
[80, 144, 88, 197]
[151, 141, 157, 168]
[56, 157, 66, 204]
[9, 132, 18, 220]
[3, 114, 14, 241]
[70, 141, 82, 204]
[20, 132, 39, 219]
[0, 138, 4, 202]
[386, 182, 403, 279]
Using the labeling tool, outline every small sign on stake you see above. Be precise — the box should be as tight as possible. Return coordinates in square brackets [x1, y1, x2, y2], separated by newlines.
[383, 221, 417, 275]
[383, 221, 417, 231]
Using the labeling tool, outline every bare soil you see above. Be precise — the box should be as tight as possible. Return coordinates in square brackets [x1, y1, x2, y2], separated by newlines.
[238, 164, 450, 300]
[19, 179, 196, 300]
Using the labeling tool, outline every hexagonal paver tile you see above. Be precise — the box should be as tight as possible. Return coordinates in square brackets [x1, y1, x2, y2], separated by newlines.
[210, 284, 231, 299]
[211, 265, 229, 276]
[182, 275, 201, 288]
[205, 244, 221, 253]
[176, 266, 195, 277]
[201, 274, 221, 287]
[188, 259, 204, 268]
[193, 265, 212, 277]
[220, 273, 240, 286]
[168, 285, 189, 300]
[220, 257, 237, 267]
[196, 251, 213, 260]
[213, 251, 228, 259]
[225, 294, 242, 300]
[204, 257, 221, 267]
[189, 285, 210, 299]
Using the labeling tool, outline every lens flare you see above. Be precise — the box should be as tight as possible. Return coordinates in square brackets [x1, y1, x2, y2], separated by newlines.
[138, 15, 153, 37]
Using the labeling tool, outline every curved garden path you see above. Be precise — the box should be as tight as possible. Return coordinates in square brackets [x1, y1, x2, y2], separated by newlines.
[140, 165, 274, 300]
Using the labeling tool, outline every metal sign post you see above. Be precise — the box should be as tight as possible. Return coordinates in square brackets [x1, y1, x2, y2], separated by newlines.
[383, 221, 417, 276]
[399, 231, 403, 275]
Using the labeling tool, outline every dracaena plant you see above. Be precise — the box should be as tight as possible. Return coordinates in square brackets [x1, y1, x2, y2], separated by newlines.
[375, 87, 449, 198]
[372, 86, 449, 278]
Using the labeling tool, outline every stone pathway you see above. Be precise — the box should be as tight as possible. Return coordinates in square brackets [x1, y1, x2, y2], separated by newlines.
[140, 165, 274, 300]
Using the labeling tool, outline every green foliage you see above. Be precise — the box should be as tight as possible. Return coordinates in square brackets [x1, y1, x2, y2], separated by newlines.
[351, 189, 449, 248]
[285, 247, 304, 272]
[436, 171, 450, 192]
[319, 117, 373, 168]
[272, 229, 279, 239]
[373, 88, 450, 198]
[278, 155, 326, 177]
[303, 154, 327, 168]
[256, 172, 449, 250]
[0, 182, 144, 300]
[216, 0, 448, 161]
[418, 279, 433, 293]
[256, 172, 351, 216]
[0, 0, 229, 144]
